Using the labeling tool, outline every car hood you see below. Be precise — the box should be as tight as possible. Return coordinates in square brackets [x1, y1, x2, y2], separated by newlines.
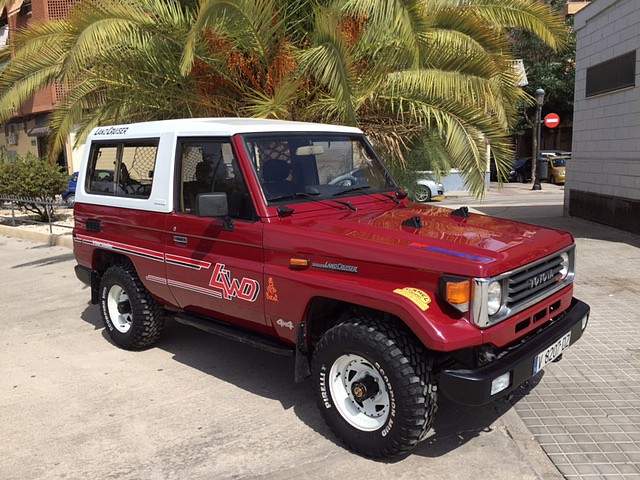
[266, 202, 573, 278]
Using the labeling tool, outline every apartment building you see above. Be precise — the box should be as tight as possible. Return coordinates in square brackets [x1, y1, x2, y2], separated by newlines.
[567, 0, 639, 234]
[0, 0, 83, 172]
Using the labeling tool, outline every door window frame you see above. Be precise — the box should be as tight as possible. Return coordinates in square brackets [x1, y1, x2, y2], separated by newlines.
[173, 136, 259, 222]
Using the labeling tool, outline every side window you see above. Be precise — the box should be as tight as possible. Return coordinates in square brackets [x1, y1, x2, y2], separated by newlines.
[118, 144, 157, 198]
[178, 140, 255, 220]
[86, 141, 158, 198]
[87, 145, 117, 194]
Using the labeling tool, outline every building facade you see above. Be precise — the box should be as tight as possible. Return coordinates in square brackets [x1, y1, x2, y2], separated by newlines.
[0, 0, 82, 172]
[566, 0, 640, 234]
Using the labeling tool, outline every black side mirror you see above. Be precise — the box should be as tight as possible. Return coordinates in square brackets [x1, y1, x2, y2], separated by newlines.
[196, 193, 229, 217]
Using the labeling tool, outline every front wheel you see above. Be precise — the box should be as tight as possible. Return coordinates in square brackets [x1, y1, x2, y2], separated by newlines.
[414, 185, 432, 203]
[312, 317, 438, 458]
[99, 263, 164, 350]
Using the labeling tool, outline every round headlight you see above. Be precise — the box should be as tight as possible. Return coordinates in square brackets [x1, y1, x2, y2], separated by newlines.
[559, 252, 570, 280]
[487, 281, 502, 316]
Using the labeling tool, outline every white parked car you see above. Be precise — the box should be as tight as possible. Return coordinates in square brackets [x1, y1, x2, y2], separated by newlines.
[413, 174, 445, 202]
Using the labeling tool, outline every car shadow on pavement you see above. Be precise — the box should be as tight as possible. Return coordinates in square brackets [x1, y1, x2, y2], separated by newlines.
[80, 304, 542, 460]
[11, 253, 76, 269]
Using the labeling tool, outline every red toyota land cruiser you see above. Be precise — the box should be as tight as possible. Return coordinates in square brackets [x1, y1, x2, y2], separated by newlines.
[73, 118, 589, 458]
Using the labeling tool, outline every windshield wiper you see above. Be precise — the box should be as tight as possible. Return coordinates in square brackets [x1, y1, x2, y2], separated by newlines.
[267, 191, 320, 202]
[332, 185, 402, 205]
[332, 185, 371, 197]
[378, 192, 400, 204]
[268, 191, 357, 211]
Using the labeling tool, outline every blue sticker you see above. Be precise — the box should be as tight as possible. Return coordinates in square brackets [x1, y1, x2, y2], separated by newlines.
[408, 243, 493, 263]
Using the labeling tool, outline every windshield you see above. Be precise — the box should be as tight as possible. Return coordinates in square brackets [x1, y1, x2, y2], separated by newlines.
[243, 134, 397, 204]
[551, 158, 567, 167]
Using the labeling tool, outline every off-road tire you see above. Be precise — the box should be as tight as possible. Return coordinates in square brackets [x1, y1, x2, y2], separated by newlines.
[99, 263, 164, 350]
[311, 317, 438, 458]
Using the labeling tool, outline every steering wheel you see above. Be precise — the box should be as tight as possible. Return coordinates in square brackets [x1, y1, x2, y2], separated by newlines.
[328, 173, 358, 187]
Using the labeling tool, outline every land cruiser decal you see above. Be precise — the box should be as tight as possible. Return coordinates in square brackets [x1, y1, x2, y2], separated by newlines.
[76, 235, 260, 303]
[311, 261, 358, 273]
[94, 126, 129, 136]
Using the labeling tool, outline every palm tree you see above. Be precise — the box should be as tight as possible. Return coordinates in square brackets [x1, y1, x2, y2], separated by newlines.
[0, 0, 567, 196]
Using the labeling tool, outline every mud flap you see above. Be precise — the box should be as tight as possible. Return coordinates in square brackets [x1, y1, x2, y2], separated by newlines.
[294, 322, 311, 383]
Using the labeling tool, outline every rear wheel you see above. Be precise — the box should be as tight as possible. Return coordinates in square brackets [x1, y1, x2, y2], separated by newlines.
[312, 317, 438, 458]
[99, 263, 164, 350]
[65, 194, 75, 207]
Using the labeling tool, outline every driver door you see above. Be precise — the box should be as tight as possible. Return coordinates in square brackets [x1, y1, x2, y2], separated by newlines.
[164, 138, 267, 329]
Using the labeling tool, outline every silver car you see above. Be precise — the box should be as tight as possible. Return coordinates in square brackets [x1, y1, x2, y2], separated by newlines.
[413, 174, 445, 202]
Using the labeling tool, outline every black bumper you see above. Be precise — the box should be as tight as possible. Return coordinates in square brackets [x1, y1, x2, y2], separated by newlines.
[439, 298, 590, 406]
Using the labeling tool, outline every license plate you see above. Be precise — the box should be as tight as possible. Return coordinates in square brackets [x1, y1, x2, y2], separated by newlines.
[533, 332, 571, 375]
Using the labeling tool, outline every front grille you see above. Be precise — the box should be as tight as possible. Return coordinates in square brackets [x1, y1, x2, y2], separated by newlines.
[506, 255, 564, 308]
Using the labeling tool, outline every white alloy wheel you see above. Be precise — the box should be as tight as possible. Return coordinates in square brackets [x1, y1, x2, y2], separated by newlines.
[106, 285, 132, 333]
[329, 354, 391, 431]
[415, 185, 432, 202]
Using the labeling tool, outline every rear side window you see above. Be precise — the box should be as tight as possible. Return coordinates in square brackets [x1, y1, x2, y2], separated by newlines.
[86, 140, 158, 198]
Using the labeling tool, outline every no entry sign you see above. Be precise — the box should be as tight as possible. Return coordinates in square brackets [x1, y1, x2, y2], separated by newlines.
[544, 113, 560, 128]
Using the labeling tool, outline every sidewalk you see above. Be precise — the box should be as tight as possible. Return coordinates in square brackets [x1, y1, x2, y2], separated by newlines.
[439, 188, 640, 479]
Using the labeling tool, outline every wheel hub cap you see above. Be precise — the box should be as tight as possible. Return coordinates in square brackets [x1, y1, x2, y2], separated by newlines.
[106, 285, 132, 333]
[329, 354, 391, 431]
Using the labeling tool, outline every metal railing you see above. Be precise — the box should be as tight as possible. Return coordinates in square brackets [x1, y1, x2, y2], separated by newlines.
[0, 196, 72, 234]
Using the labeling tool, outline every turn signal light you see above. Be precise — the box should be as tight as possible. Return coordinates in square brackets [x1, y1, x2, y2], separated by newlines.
[446, 280, 470, 305]
[290, 258, 310, 269]
[438, 276, 471, 313]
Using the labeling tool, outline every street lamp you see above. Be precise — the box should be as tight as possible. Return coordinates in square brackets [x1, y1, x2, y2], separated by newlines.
[531, 88, 545, 190]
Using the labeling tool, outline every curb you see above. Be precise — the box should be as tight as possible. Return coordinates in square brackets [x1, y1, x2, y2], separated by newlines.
[497, 405, 563, 480]
[0, 224, 73, 249]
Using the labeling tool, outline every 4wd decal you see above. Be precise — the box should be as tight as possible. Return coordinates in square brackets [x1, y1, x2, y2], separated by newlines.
[209, 263, 260, 302]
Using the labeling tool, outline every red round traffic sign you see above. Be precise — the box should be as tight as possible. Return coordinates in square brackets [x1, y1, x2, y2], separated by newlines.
[544, 113, 560, 128]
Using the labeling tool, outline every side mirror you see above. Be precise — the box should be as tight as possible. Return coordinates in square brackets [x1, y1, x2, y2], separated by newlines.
[196, 193, 228, 218]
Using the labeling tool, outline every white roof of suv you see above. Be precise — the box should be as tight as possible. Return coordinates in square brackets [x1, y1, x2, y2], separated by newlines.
[88, 118, 363, 139]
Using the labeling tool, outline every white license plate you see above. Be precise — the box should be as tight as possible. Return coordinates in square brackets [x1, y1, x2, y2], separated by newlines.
[533, 332, 571, 375]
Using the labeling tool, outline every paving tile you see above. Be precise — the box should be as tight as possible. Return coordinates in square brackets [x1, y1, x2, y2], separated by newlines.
[504, 219, 640, 480]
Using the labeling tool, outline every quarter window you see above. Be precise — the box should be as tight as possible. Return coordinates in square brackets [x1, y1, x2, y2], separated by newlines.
[86, 141, 158, 198]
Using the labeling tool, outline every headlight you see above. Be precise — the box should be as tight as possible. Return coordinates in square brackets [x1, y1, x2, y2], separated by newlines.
[559, 252, 570, 280]
[487, 281, 502, 316]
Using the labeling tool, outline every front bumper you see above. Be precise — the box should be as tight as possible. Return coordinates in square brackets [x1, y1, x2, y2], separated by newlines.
[439, 298, 589, 406]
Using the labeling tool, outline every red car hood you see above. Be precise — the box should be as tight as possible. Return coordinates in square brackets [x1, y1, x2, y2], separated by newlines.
[265, 202, 573, 278]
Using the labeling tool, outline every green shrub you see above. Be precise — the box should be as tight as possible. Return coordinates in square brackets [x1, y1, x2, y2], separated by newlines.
[0, 153, 69, 221]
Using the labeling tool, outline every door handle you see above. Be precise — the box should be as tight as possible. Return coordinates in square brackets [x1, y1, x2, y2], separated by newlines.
[173, 235, 188, 246]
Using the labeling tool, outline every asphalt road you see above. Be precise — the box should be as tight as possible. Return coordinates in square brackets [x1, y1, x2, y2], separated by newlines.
[0, 236, 553, 480]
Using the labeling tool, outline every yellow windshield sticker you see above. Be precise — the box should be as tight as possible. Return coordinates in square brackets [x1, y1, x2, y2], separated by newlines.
[393, 288, 431, 311]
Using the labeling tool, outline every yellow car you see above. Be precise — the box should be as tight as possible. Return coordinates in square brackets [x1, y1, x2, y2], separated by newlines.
[546, 156, 567, 184]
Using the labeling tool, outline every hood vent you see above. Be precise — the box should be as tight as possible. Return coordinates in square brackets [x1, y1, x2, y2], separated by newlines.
[402, 216, 423, 229]
[451, 206, 470, 218]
